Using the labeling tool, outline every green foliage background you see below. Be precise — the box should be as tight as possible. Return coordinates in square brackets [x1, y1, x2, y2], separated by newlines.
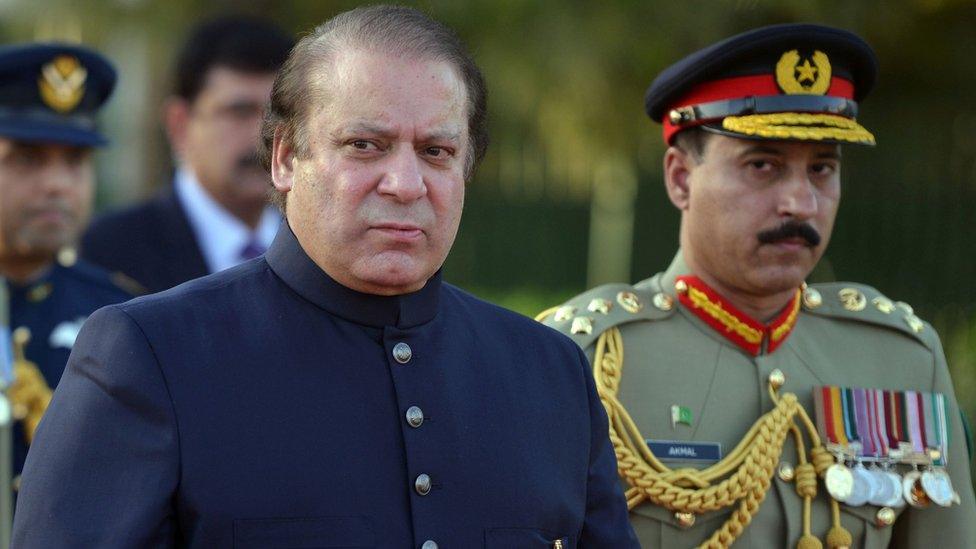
[4, 0, 975, 482]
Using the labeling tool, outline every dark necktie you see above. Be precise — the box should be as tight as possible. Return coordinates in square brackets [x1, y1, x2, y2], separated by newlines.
[239, 239, 266, 261]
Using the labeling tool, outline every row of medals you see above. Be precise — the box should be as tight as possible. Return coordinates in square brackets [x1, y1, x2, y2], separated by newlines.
[823, 444, 958, 508]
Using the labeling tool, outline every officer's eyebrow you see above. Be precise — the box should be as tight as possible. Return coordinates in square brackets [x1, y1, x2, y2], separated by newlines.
[736, 144, 841, 160]
[814, 148, 841, 160]
[737, 145, 786, 157]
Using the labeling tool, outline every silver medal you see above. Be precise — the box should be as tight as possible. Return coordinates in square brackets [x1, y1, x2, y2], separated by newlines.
[825, 463, 854, 501]
[920, 469, 955, 507]
[845, 464, 878, 507]
[902, 470, 931, 508]
[869, 468, 904, 508]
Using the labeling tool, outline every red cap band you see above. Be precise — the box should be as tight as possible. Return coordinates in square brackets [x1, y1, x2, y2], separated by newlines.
[662, 74, 856, 144]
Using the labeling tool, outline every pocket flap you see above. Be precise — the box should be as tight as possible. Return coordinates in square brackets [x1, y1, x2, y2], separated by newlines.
[484, 527, 574, 548]
[234, 516, 375, 548]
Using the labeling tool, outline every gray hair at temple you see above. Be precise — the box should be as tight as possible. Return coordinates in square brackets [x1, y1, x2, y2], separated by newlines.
[259, 4, 490, 210]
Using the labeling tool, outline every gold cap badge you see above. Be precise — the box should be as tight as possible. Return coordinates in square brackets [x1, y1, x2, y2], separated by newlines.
[39, 55, 87, 113]
[776, 50, 832, 95]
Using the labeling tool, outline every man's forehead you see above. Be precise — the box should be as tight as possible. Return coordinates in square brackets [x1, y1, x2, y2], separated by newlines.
[199, 65, 275, 96]
[336, 119, 463, 139]
[715, 134, 841, 157]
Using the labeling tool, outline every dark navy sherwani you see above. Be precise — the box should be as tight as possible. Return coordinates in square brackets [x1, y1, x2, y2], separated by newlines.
[14, 224, 637, 548]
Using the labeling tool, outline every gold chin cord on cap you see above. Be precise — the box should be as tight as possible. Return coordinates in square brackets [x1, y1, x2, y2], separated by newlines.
[593, 327, 853, 549]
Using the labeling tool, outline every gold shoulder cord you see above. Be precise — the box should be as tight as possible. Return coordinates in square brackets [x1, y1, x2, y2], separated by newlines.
[7, 328, 53, 443]
[594, 327, 853, 549]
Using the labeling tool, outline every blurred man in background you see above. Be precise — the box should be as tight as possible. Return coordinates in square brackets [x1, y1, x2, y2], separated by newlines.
[81, 15, 293, 293]
[0, 42, 133, 486]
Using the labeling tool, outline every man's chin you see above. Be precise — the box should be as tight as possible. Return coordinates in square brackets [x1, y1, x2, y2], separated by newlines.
[749, 266, 811, 294]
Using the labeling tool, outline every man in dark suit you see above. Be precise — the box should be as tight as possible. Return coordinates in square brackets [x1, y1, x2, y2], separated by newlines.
[13, 6, 639, 547]
[80, 16, 293, 293]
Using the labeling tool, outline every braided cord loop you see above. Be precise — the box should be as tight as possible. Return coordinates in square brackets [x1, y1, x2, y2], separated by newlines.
[595, 327, 849, 548]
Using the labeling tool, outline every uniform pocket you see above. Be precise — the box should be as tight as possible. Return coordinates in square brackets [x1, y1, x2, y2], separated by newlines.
[838, 504, 903, 549]
[233, 516, 375, 548]
[484, 527, 575, 548]
[630, 502, 734, 547]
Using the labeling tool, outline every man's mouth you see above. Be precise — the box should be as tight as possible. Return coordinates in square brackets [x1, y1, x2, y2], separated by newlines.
[371, 223, 425, 241]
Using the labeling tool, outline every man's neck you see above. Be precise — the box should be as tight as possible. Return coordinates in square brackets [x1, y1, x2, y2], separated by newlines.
[680, 250, 798, 322]
[693, 270, 797, 322]
[221, 200, 262, 230]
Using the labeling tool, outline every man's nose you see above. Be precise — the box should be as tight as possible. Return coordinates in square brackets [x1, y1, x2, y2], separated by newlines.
[38, 161, 77, 195]
[377, 147, 427, 203]
[777, 170, 818, 220]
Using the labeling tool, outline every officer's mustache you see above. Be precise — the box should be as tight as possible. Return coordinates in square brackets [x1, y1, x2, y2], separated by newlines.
[757, 221, 821, 247]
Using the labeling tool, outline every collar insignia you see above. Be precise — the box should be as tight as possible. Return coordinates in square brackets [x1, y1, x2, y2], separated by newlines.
[39, 55, 87, 113]
[675, 275, 801, 356]
[776, 49, 832, 95]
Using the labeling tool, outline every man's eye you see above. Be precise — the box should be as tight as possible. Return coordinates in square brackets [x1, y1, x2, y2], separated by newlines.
[10, 151, 42, 167]
[748, 160, 771, 170]
[811, 163, 836, 176]
[351, 140, 373, 150]
[424, 146, 456, 159]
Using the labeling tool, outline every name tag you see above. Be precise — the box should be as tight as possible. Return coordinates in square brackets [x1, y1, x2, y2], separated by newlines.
[646, 439, 722, 463]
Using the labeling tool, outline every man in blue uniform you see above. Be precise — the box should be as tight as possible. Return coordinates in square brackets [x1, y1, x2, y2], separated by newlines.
[13, 6, 638, 547]
[0, 43, 134, 483]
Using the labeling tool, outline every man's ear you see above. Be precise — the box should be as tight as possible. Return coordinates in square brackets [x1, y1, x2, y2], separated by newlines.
[163, 97, 191, 160]
[271, 127, 296, 193]
[663, 146, 694, 211]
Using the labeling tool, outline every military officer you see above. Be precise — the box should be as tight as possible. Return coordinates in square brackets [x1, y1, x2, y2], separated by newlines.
[13, 6, 638, 547]
[541, 24, 976, 547]
[0, 43, 134, 481]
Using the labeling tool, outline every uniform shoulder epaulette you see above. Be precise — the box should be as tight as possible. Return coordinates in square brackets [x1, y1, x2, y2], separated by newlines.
[802, 281, 937, 351]
[58, 257, 144, 298]
[538, 273, 677, 350]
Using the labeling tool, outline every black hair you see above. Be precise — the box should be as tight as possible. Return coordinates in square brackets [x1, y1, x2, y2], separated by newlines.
[673, 127, 710, 162]
[173, 15, 294, 102]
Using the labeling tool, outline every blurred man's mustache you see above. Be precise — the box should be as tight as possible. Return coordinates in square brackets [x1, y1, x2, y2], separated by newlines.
[757, 221, 821, 247]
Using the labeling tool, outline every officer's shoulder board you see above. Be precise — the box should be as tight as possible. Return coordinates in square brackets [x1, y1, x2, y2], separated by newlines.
[59, 257, 145, 298]
[802, 281, 938, 352]
[538, 273, 677, 350]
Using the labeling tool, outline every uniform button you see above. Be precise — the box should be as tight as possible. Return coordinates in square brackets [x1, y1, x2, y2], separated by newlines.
[406, 406, 424, 428]
[768, 369, 786, 389]
[392, 342, 412, 364]
[414, 473, 431, 495]
[674, 511, 695, 528]
[421, 541, 438, 549]
[778, 462, 795, 482]
[875, 506, 896, 527]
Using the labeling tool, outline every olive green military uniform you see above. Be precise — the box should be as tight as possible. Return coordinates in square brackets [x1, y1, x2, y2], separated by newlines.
[542, 252, 976, 547]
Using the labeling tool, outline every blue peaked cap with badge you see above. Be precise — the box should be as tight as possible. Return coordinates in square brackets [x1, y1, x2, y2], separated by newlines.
[645, 23, 878, 146]
[0, 42, 116, 147]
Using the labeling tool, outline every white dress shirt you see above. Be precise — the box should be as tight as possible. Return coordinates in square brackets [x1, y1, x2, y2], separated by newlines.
[174, 167, 280, 274]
